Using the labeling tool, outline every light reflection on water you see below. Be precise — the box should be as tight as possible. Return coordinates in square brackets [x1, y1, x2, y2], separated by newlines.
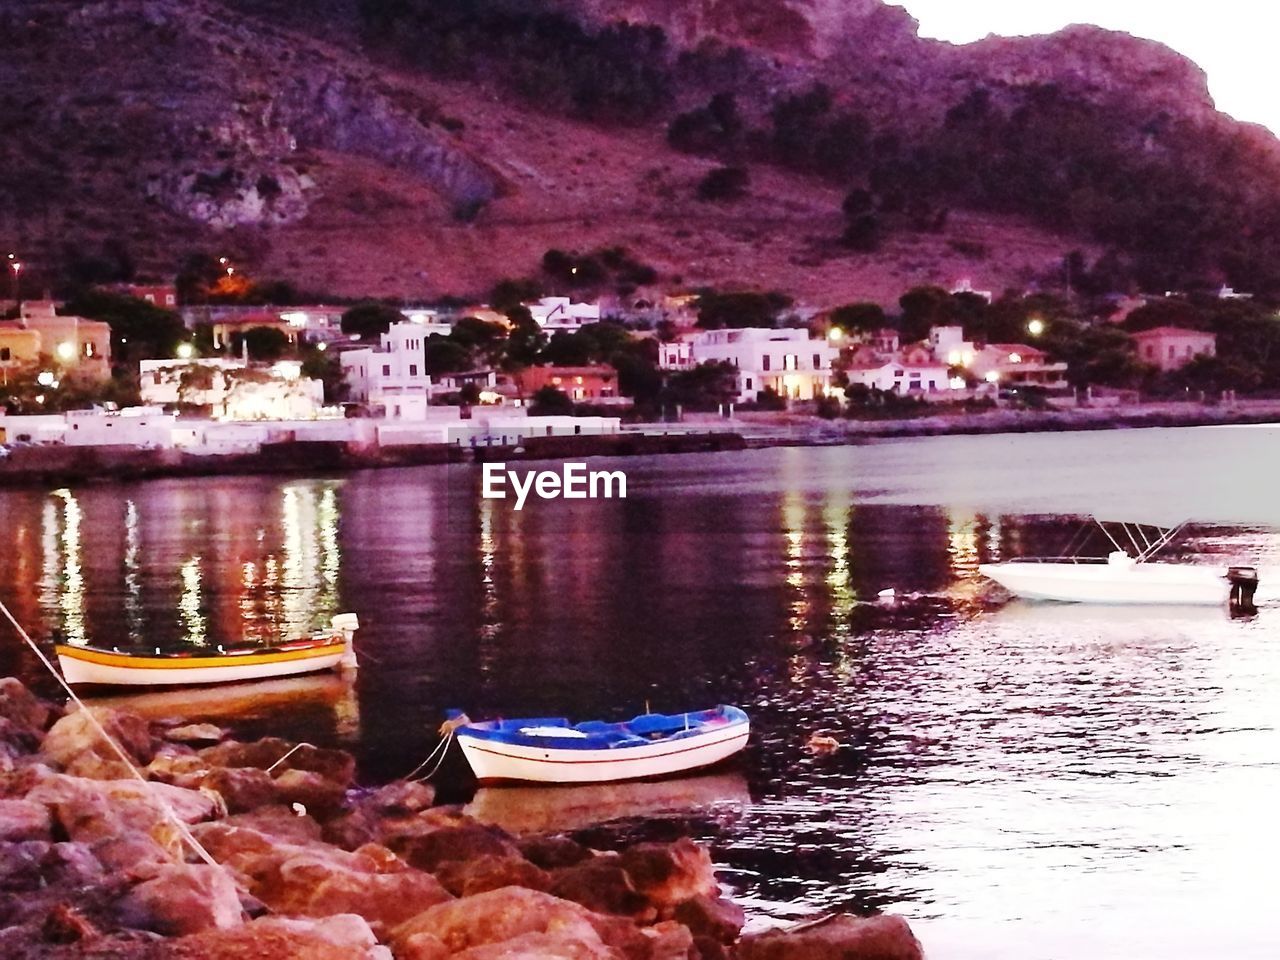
[1, 432, 1279, 960]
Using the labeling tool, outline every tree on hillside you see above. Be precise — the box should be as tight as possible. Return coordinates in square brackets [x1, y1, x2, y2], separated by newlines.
[697, 166, 749, 202]
[696, 291, 793, 329]
[529, 385, 574, 416]
[501, 307, 548, 370]
[829, 302, 887, 334]
[423, 337, 471, 376]
[340, 302, 406, 339]
[230, 326, 290, 361]
[61, 290, 186, 368]
[1122, 299, 1206, 332]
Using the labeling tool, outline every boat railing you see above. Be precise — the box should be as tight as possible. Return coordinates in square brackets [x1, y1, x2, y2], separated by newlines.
[1002, 556, 1112, 564]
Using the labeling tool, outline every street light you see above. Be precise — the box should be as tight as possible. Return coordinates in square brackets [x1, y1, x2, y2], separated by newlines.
[1027, 318, 1045, 337]
[36, 371, 55, 387]
[56, 342, 75, 361]
[828, 327, 844, 342]
[176, 343, 195, 360]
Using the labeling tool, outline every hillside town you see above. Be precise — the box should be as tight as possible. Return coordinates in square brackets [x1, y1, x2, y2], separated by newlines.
[0, 251, 1263, 463]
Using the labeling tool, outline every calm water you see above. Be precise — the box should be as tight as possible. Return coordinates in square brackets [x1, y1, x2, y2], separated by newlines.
[3, 425, 1280, 960]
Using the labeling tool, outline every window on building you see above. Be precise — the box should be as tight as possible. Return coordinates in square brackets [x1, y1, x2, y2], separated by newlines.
[745, 377, 753, 390]
[895, 369, 904, 377]
[0, 348, 9, 361]
[165, 295, 176, 305]
[762, 356, 771, 371]
[144, 294, 155, 303]
[84, 342, 96, 358]
[784, 355, 797, 371]
[1168, 346, 1176, 359]
[382, 365, 391, 377]
[409, 365, 418, 377]
[813, 353, 821, 369]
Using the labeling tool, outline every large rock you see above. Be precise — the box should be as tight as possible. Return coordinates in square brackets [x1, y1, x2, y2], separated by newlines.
[550, 854, 653, 921]
[518, 834, 593, 870]
[391, 887, 639, 958]
[0, 798, 52, 842]
[201, 738, 356, 787]
[450, 930, 622, 960]
[392, 822, 522, 872]
[735, 914, 925, 960]
[224, 805, 325, 844]
[435, 852, 552, 898]
[673, 894, 745, 944]
[117, 863, 245, 935]
[273, 768, 347, 821]
[166, 913, 391, 959]
[618, 839, 718, 909]
[42, 707, 155, 775]
[0, 677, 58, 740]
[202, 766, 278, 814]
[165, 723, 227, 745]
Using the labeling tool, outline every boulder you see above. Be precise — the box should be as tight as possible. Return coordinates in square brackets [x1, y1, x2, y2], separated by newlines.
[42, 707, 155, 774]
[165, 723, 227, 744]
[200, 738, 356, 787]
[435, 853, 552, 897]
[0, 677, 58, 739]
[392, 822, 522, 872]
[519, 834, 593, 870]
[202, 766, 278, 814]
[357, 779, 436, 816]
[550, 854, 653, 921]
[391, 887, 635, 958]
[166, 913, 391, 959]
[146, 748, 212, 789]
[273, 768, 347, 821]
[117, 863, 245, 936]
[619, 839, 718, 909]
[673, 895, 745, 943]
[28, 774, 219, 844]
[0, 798, 52, 842]
[451, 929, 623, 960]
[287, 857, 453, 930]
[643, 920, 695, 960]
[735, 915, 925, 960]
[224, 805, 324, 844]
[40, 902, 100, 944]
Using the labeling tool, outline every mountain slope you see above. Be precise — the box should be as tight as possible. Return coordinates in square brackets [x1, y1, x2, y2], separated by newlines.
[3, 0, 1279, 302]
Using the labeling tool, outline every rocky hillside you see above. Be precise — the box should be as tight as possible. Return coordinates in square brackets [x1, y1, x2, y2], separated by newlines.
[3, 0, 1279, 303]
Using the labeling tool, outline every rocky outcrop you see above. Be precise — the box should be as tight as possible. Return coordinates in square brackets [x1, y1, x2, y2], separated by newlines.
[0, 677, 925, 959]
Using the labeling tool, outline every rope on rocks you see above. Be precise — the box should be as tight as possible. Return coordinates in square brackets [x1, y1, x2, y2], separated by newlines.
[0, 597, 221, 869]
[405, 730, 454, 782]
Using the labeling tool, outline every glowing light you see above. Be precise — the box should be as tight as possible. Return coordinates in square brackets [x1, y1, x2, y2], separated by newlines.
[272, 361, 302, 381]
[949, 376, 966, 389]
[985, 371, 1000, 383]
[1027, 318, 1045, 337]
[281, 312, 309, 327]
[316, 342, 328, 352]
[36, 370, 55, 387]
[55, 341, 75, 361]
[829, 327, 844, 341]
[1009, 352, 1022, 363]
[176, 343, 195, 359]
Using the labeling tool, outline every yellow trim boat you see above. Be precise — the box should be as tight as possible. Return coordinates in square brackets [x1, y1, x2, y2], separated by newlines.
[55, 614, 359, 687]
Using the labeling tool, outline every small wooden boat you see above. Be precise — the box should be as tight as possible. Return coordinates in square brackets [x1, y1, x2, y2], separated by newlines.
[455, 705, 750, 786]
[55, 614, 359, 688]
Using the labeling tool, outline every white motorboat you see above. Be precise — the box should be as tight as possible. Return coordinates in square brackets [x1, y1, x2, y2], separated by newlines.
[978, 521, 1258, 607]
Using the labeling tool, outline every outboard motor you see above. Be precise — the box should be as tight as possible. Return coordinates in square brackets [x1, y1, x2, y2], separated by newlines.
[1227, 566, 1258, 616]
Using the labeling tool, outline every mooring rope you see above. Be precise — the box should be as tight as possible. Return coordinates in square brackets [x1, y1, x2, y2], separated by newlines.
[0, 598, 221, 868]
[404, 730, 454, 782]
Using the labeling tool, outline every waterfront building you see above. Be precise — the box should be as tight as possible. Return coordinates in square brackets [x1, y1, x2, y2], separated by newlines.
[967, 343, 1070, 390]
[339, 321, 432, 419]
[139, 358, 325, 420]
[844, 358, 952, 395]
[0, 407, 176, 447]
[526, 297, 601, 331]
[657, 339, 694, 371]
[0, 301, 112, 380]
[515, 365, 624, 403]
[111, 282, 178, 307]
[1131, 326, 1217, 372]
[208, 314, 299, 352]
[680, 327, 837, 402]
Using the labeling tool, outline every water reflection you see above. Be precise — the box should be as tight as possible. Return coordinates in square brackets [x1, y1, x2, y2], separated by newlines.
[1, 442, 1277, 960]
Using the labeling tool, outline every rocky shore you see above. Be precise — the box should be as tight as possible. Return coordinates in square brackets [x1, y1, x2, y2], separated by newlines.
[0, 678, 924, 959]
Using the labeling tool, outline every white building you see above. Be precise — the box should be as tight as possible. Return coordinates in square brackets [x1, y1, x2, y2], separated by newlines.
[139, 358, 326, 420]
[340, 321, 433, 419]
[657, 339, 694, 371]
[929, 326, 977, 367]
[527, 297, 601, 331]
[684, 328, 839, 402]
[844, 359, 952, 396]
[0, 408, 177, 447]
